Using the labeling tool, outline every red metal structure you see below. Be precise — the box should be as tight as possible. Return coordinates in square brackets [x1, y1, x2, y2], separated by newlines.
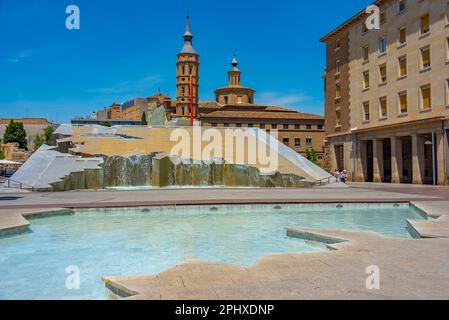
[190, 74, 194, 127]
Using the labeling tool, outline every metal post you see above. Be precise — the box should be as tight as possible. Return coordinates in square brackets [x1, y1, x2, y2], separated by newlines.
[432, 132, 436, 185]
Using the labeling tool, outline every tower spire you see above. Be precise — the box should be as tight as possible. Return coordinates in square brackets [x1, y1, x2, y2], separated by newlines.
[228, 53, 241, 86]
[180, 12, 196, 54]
[231, 53, 239, 71]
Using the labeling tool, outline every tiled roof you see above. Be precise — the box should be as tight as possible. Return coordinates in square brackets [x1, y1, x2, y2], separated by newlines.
[214, 85, 255, 92]
[200, 110, 323, 120]
[198, 101, 221, 109]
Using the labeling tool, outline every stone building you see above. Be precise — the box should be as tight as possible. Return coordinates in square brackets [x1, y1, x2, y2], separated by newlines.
[74, 15, 325, 166]
[322, 0, 449, 184]
[0, 118, 57, 152]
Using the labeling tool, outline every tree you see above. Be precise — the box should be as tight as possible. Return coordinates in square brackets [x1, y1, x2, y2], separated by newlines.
[0, 149, 5, 160]
[43, 126, 55, 145]
[305, 148, 319, 166]
[3, 120, 28, 150]
[101, 121, 111, 127]
[141, 112, 148, 126]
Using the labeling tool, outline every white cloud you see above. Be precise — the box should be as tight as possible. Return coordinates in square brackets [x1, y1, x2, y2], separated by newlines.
[0, 98, 110, 124]
[6, 51, 31, 63]
[258, 91, 323, 115]
[258, 91, 312, 107]
[87, 75, 163, 96]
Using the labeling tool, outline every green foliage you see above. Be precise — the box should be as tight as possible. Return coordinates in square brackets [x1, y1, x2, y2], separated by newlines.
[141, 112, 148, 126]
[0, 149, 5, 160]
[3, 120, 28, 150]
[33, 134, 44, 151]
[102, 121, 111, 128]
[305, 148, 319, 166]
[43, 126, 55, 145]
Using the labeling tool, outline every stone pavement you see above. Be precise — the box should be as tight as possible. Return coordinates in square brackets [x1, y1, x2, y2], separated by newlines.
[104, 228, 449, 300]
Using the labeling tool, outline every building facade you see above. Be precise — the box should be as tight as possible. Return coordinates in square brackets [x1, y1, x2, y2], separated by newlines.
[0, 118, 57, 152]
[74, 15, 325, 166]
[322, 0, 449, 184]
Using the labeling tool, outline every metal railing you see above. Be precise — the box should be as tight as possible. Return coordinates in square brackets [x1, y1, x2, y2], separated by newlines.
[314, 176, 337, 186]
[0, 178, 33, 190]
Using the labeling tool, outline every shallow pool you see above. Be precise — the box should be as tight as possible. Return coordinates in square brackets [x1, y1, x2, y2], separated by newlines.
[0, 203, 425, 300]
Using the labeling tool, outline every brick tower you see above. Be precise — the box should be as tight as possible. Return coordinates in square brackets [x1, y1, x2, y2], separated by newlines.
[176, 14, 199, 118]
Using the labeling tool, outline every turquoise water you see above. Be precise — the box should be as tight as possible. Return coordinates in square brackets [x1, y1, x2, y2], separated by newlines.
[0, 204, 424, 300]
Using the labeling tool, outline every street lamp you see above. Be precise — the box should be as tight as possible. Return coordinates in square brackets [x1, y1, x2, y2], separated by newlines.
[424, 135, 436, 185]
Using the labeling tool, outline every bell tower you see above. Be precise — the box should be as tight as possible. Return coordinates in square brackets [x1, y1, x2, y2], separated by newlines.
[228, 55, 241, 86]
[176, 14, 199, 118]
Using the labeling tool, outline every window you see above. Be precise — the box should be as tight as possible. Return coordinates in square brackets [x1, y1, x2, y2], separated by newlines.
[380, 10, 386, 25]
[421, 46, 431, 69]
[362, 22, 368, 34]
[336, 60, 341, 74]
[335, 39, 340, 50]
[224, 123, 230, 127]
[335, 83, 341, 99]
[363, 46, 369, 62]
[224, 96, 229, 104]
[379, 37, 387, 54]
[211, 122, 217, 127]
[317, 124, 323, 130]
[272, 124, 278, 129]
[397, 0, 406, 12]
[379, 96, 388, 118]
[236, 123, 242, 128]
[295, 138, 301, 147]
[446, 38, 449, 61]
[283, 124, 289, 130]
[294, 124, 300, 130]
[306, 124, 312, 130]
[363, 101, 370, 121]
[260, 123, 265, 129]
[446, 79, 449, 105]
[420, 85, 431, 110]
[248, 123, 254, 128]
[306, 138, 312, 147]
[282, 138, 289, 146]
[420, 14, 430, 35]
[398, 56, 407, 77]
[237, 96, 243, 104]
[398, 91, 408, 114]
[379, 64, 387, 83]
[336, 110, 341, 127]
[398, 27, 407, 45]
[363, 71, 370, 89]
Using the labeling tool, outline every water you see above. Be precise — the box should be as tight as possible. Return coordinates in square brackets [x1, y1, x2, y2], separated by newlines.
[0, 204, 425, 300]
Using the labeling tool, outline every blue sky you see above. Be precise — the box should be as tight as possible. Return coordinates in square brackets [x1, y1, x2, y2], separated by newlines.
[0, 0, 371, 123]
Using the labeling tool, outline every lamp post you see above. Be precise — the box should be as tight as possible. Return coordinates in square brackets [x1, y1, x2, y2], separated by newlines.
[424, 133, 436, 185]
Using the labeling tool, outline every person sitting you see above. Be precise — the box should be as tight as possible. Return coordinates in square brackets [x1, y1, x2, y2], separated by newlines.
[340, 170, 347, 184]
